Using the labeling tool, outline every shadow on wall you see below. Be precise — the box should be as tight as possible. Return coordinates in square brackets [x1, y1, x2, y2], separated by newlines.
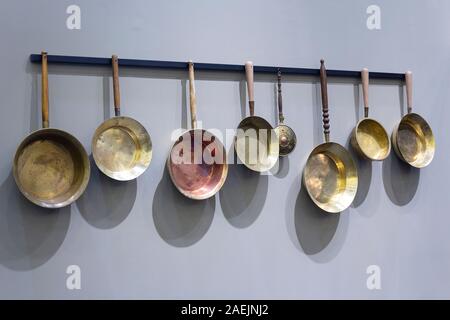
[293, 186, 349, 263]
[272, 156, 290, 179]
[219, 146, 268, 228]
[76, 156, 137, 229]
[346, 135, 373, 209]
[0, 171, 70, 271]
[382, 152, 420, 206]
[152, 167, 215, 248]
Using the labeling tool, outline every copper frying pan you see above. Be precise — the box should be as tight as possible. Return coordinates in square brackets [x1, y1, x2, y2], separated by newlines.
[13, 52, 90, 208]
[392, 71, 435, 168]
[167, 61, 228, 200]
[92, 55, 152, 181]
[303, 60, 358, 213]
[235, 61, 279, 171]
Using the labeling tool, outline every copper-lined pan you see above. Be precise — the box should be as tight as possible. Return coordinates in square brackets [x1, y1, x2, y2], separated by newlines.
[350, 68, 390, 160]
[92, 55, 152, 181]
[303, 60, 358, 213]
[274, 69, 297, 156]
[391, 71, 435, 168]
[235, 61, 279, 171]
[13, 52, 90, 208]
[167, 61, 228, 200]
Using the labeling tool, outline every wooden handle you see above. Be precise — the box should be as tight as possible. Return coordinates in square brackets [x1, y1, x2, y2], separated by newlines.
[245, 61, 255, 116]
[188, 61, 197, 129]
[361, 68, 369, 118]
[405, 71, 412, 114]
[112, 55, 121, 116]
[41, 51, 49, 128]
[277, 69, 284, 123]
[320, 59, 330, 142]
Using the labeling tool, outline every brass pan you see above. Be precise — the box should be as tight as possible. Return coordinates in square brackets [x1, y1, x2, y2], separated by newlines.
[350, 68, 390, 160]
[235, 61, 279, 171]
[167, 61, 228, 200]
[392, 71, 435, 168]
[13, 52, 90, 208]
[92, 55, 152, 181]
[303, 60, 358, 213]
[274, 69, 297, 156]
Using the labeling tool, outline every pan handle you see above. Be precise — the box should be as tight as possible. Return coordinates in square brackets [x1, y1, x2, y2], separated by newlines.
[319, 59, 330, 143]
[277, 69, 284, 123]
[41, 52, 49, 128]
[188, 61, 197, 129]
[245, 61, 255, 116]
[405, 71, 412, 114]
[361, 68, 369, 118]
[112, 55, 121, 116]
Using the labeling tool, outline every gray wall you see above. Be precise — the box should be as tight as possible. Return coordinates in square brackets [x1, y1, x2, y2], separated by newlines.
[0, 0, 449, 299]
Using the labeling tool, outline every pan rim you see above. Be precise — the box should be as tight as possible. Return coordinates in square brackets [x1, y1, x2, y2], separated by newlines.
[393, 113, 435, 168]
[13, 127, 90, 208]
[235, 115, 279, 171]
[92, 115, 152, 181]
[303, 141, 358, 213]
[354, 117, 391, 161]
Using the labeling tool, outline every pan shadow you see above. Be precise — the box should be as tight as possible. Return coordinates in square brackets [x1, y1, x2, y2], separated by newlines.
[29, 70, 39, 132]
[348, 142, 373, 209]
[219, 148, 268, 229]
[0, 171, 70, 271]
[382, 152, 420, 206]
[272, 156, 290, 179]
[293, 185, 348, 263]
[152, 167, 215, 248]
[76, 156, 137, 229]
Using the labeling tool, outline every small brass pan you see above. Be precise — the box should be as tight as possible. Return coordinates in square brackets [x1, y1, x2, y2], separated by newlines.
[350, 68, 390, 160]
[92, 55, 152, 181]
[274, 69, 297, 156]
[235, 61, 279, 172]
[13, 52, 90, 208]
[167, 62, 228, 200]
[392, 71, 435, 168]
[303, 60, 358, 213]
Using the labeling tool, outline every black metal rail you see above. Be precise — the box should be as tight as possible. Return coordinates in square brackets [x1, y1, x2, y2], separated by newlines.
[29, 54, 405, 80]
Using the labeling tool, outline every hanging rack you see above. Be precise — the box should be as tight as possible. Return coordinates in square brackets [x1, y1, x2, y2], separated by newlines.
[30, 54, 404, 80]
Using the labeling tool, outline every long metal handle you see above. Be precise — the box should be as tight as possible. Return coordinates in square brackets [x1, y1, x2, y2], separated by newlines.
[361, 68, 369, 118]
[245, 61, 255, 116]
[320, 59, 330, 143]
[112, 55, 121, 116]
[405, 71, 412, 114]
[188, 61, 197, 129]
[41, 51, 49, 128]
[277, 69, 284, 123]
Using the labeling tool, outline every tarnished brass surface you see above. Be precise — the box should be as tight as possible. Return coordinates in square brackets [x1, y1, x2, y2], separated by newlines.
[167, 129, 228, 200]
[92, 116, 152, 181]
[351, 118, 390, 160]
[392, 113, 435, 168]
[235, 116, 279, 172]
[275, 124, 297, 156]
[303, 142, 358, 213]
[13, 128, 90, 208]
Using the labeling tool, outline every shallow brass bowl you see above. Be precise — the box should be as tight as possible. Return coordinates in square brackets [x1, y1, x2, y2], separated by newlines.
[303, 142, 358, 213]
[92, 116, 152, 181]
[13, 128, 90, 208]
[235, 116, 279, 172]
[392, 113, 435, 168]
[351, 118, 390, 160]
